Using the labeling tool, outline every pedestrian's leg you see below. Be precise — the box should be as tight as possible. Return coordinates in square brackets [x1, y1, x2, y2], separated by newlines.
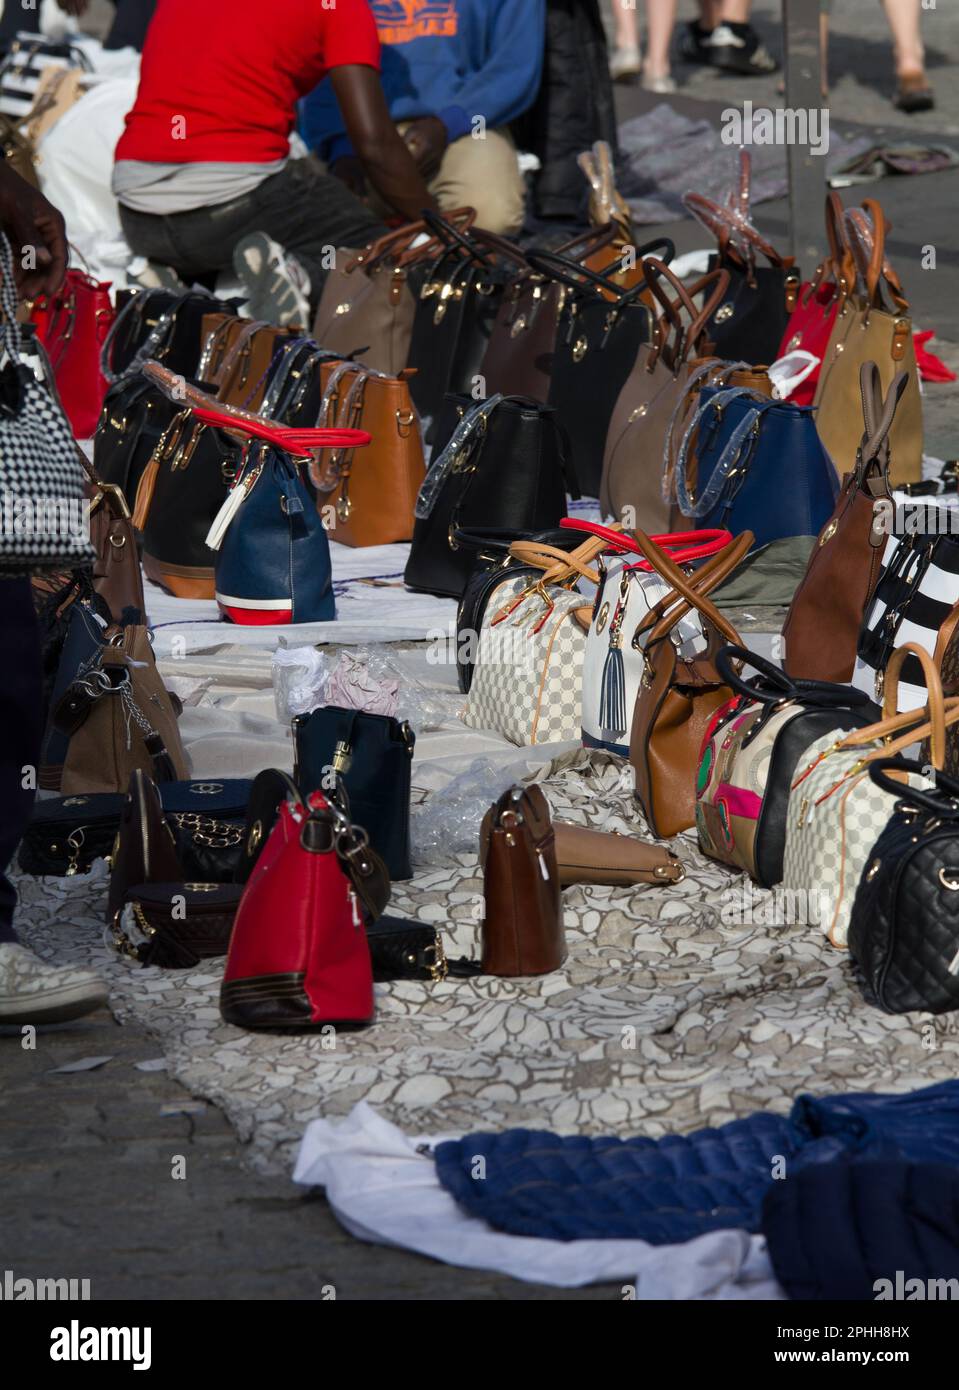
[882, 0, 933, 109]
[644, 0, 678, 81]
[0, 578, 43, 946]
[429, 130, 525, 238]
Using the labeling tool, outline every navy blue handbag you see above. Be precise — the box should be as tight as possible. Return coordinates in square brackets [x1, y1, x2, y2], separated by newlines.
[195, 408, 370, 625]
[293, 705, 415, 881]
[671, 386, 838, 547]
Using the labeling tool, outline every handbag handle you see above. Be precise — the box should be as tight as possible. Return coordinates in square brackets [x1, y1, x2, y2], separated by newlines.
[845, 200, 909, 314]
[714, 643, 876, 709]
[191, 406, 370, 455]
[627, 526, 754, 649]
[683, 152, 787, 271]
[558, 519, 732, 566]
[824, 191, 857, 306]
[837, 643, 949, 766]
[524, 238, 675, 304]
[672, 387, 777, 517]
[419, 208, 497, 269]
[857, 360, 909, 482]
[867, 756, 959, 815]
[642, 260, 731, 369]
[508, 535, 610, 587]
[347, 207, 477, 273]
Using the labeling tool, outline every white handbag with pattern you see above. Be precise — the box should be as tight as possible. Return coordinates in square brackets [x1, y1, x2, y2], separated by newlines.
[782, 645, 957, 946]
[463, 573, 593, 746]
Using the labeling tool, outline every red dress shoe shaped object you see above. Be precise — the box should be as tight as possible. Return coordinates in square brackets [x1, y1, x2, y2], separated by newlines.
[193, 408, 372, 625]
[221, 788, 387, 1032]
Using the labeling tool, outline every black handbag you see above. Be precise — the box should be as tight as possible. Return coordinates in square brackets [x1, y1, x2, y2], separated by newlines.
[404, 393, 579, 599]
[405, 213, 511, 441]
[293, 706, 415, 880]
[19, 778, 253, 878]
[368, 915, 480, 982]
[849, 760, 959, 1014]
[711, 646, 877, 886]
[528, 245, 669, 497]
[684, 152, 798, 366]
[94, 372, 184, 508]
[101, 288, 237, 383]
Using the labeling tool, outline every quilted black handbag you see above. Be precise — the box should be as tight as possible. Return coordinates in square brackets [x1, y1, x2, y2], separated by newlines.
[848, 759, 959, 1014]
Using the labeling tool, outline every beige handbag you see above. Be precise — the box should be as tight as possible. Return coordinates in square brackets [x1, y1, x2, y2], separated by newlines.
[813, 197, 922, 486]
[59, 624, 189, 795]
[312, 210, 476, 376]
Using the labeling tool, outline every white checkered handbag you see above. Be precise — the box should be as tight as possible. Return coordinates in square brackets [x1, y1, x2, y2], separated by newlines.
[0, 233, 94, 575]
[463, 574, 591, 745]
[782, 644, 952, 946]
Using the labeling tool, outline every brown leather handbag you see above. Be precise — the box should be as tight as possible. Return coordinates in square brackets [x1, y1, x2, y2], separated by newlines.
[782, 362, 907, 683]
[57, 623, 189, 795]
[627, 528, 752, 838]
[813, 197, 921, 486]
[479, 784, 565, 976]
[600, 258, 731, 531]
[310, 359, 425, 547]
[313, 209, 476, 375]
[553, 822, 685, 887]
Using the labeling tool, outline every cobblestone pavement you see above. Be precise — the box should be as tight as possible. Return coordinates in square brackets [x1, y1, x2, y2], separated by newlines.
[3, 0, 957, 1301]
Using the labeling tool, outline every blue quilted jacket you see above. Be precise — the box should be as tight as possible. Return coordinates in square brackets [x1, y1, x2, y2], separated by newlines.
[762, 1160, 959, 1300]
[433, 1081, 959, 1245]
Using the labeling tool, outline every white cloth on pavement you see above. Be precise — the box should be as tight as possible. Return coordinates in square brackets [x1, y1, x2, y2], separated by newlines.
[292, 1101, 786, 1298]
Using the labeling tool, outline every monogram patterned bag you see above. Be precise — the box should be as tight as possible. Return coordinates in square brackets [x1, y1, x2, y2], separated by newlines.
[781, 644, 956, 946]
[463, 575, 593, 747]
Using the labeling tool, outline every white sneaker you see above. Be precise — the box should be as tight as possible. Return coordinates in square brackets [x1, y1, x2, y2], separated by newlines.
[232, 232, 311, 328]
[610, 46, 642, 82]
[642, 70, 677, 94]
[0, 942, 108, 1026]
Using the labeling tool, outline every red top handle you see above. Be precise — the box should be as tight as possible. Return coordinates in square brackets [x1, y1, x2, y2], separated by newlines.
[559, 519, 733, 568]
[191, 407, 371, 454]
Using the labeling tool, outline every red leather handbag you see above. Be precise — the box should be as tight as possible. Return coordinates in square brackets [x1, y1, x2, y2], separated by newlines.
[30, 269, 114, 439]
[220, 783, 387, 1032]
[776, 193, 849, 405]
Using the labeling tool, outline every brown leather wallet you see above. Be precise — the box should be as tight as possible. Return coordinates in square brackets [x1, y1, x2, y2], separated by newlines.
[553, 823, 685, 887]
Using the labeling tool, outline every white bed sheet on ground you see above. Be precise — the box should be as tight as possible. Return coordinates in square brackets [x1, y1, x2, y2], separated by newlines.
[292, 1101, 785, 1297]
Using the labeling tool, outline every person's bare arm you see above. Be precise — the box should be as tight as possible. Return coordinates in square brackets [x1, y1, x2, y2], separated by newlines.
[330, 65, 437, 223]
[0, 164, 67, 298]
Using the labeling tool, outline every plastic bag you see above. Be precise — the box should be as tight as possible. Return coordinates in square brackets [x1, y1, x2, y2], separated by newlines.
[412, 757, 530, 865]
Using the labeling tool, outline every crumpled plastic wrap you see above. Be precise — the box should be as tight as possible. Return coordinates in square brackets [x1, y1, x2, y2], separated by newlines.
[411, 757, 531, 866]
[272, 643, 462, 731]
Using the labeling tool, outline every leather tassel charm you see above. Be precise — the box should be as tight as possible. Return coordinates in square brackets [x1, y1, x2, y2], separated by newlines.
[131, 455, 159, 531]
[599, 641, 627, 737]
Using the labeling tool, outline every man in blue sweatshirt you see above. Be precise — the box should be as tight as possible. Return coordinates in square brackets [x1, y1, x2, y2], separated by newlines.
[300, 0, 545, 236]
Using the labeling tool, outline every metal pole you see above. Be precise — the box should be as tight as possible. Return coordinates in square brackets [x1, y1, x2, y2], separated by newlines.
[783, 0, 827, 270]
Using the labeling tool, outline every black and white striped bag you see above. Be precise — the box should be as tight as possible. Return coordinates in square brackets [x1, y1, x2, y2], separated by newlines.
[852, 524, 959, 710]
[0, 34, 90, 121]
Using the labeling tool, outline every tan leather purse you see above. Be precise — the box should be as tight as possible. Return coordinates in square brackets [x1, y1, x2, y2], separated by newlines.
[600, 259, 735, 532]
[313, 210, 476, 375]
[58, 623, 189, 795]
[479, 785, 565, 976]
[553, 823, 685, 887]
[627, 528, 752, 839]
[782, 362, 906, 683]
[813, 197, 921, 486]
[310, 360, 425, 547]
